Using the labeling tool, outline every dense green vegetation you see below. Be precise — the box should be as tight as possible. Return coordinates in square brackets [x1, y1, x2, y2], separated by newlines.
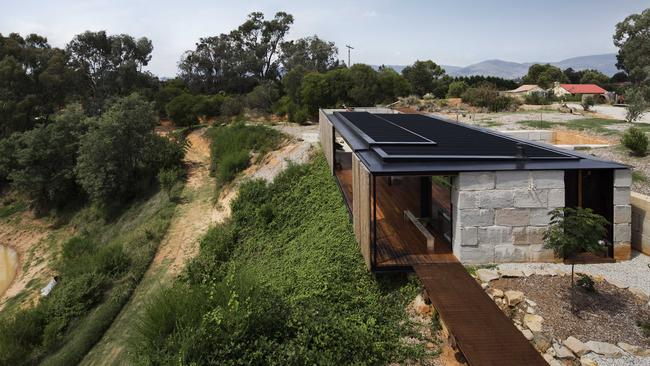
[0, 189, 179, 366]
[208, 123, 284, 186]
[131, 156, 427, 364]
[621, 127, 649, 156]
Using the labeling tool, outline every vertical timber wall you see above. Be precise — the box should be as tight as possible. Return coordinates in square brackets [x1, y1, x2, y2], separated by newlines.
[352, 155, 372, 270]
[318, 109, 334, 174]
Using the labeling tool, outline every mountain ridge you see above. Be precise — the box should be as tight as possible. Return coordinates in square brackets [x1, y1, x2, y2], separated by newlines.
[373, 53, 619, 79]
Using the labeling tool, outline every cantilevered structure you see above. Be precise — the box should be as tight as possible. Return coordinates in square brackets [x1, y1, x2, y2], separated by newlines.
[320, 109, 632, 271]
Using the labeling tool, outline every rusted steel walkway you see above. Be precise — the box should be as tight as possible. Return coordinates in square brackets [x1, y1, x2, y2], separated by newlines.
[414, 263, 546, 366]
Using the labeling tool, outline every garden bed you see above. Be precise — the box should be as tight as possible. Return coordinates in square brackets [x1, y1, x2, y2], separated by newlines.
[491, 275, 650, 346]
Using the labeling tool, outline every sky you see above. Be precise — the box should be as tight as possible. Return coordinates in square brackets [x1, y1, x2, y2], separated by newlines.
[1, 0, 647, 77]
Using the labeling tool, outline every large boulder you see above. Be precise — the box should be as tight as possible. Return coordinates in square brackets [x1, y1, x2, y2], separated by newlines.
[524, 314, 544, 332]
[563, 336, 589, 356]
[504, 290, 525, 306]
[585, 341, 624, 358]
[476, 268, 499, 283]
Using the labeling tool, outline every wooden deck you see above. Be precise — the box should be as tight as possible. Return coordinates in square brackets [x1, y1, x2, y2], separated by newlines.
[415, 263, 547, 366]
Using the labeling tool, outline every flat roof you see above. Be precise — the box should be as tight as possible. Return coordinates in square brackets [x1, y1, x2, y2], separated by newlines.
[325, 110, 627, 174]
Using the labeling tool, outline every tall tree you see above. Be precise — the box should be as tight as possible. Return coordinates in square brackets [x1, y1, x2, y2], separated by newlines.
[401, 60, 446, 96]
[614, 8, 650, 85]
[579, 69, 610, 86]
[279, 35, 339, 73]
[66, 31, 154, 112]
[523, 64, 568, 88]
[179, 12, 293, 94]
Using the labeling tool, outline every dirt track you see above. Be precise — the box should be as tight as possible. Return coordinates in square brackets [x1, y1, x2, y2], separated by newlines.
[82, 124, 318, 365]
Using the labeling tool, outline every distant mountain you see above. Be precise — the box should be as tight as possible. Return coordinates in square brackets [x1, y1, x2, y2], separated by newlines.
[372, 53, 619, 79]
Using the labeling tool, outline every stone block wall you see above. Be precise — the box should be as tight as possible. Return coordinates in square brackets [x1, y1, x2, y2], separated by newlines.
[451, 170, 565, 264]
[613, 169, 632, 260]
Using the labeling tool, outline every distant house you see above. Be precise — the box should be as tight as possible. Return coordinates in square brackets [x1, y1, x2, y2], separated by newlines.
[552, 83, 607, 100]
[505, 84, 544, 98]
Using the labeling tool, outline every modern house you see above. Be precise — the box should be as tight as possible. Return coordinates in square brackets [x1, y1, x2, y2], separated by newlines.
[552, 83, 608, 100]
[505, 84, 545, 99]
[320, 109, 632, 272]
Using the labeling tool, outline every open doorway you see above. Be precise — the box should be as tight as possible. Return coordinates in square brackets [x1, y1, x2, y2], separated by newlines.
[565, 169, 614, 256]
[373, 175, 454, 269]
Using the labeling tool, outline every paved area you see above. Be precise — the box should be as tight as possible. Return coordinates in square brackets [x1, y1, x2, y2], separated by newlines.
[567, 104, 650, 123]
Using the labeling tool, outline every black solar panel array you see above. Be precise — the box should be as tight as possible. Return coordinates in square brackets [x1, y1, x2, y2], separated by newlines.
[338, 112, 576, 161]
[335, 111, 433, 144]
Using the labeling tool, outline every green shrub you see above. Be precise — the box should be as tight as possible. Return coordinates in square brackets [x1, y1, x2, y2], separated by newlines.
[621, 127, 649, 156]
[221, 96, 244, 117]
[577, 273, 595, 292]
[581, 95, 595, 111]
[0, 307, 46, 365]
[446, 81, 468, 98]
[157, 167, 184, 199]
[217, 150, 250, 183]
[524, 92, 554, 105]
[461, 85, 517, 112]
[166, 93, 200, 126]
[209, 124, 283, 186]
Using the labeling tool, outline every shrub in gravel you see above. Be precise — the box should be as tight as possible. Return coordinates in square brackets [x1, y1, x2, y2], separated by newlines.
[621, 127, 649, 156]
[577, 274, 596, 292]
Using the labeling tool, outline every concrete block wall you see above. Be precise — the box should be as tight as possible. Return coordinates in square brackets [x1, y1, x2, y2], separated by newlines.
[613, 169, 632, 260]
[451, 170, 565, 264]
[498, 130, 554, 144]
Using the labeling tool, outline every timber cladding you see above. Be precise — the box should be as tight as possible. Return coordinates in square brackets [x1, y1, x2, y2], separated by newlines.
[352, 154, 372, 270]
[318, 109, 334, 174]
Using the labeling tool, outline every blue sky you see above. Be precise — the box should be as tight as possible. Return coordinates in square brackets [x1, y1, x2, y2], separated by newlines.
[1, 0, 647, 77]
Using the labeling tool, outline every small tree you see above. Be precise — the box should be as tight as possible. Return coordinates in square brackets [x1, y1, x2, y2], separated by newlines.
[544, 207, 608, 312]
[621, 127, 649, 156]
[158, 167, 183, 200]
[625, 88, 648, 123]
[581, 95, 595, 111]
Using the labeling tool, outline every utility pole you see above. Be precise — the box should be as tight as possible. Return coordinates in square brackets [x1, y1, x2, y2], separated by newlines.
[345, 44, 354, 66]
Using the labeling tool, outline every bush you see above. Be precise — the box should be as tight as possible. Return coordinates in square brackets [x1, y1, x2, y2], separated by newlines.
[625, 87, 648, 123]
[577, 274, 595, 292]
[621, 127, 649, 156]
[217, 150, 250, 183]
[581, 95, 595, 111]
[446, 81, 468, 98]
[166, 93, 200, 126]
[461, 85, 517, 112]
[246, 82, 280, 113]
[158, 167, 184, 199]
[220, 96, 243, 117]
[524, 92, 554, 105]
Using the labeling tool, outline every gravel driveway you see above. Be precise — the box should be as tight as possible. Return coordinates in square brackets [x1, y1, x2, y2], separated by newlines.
[567, 103, 650, 123]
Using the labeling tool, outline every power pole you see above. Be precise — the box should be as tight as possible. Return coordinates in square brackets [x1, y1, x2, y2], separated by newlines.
[345, 44, 354, 66]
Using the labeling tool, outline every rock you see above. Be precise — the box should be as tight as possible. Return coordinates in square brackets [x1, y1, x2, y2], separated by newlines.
[579, 356, 598, 366]
[411, 295, 431, 315]
[505, 290, 525, 306]
[524, 314, 544, 332]
[526, 306, 535, 314]
[476, 268, 499, 283]
[553, 343, 576, 359]
[532, 332, 552, 352]
[425, 342, 435, 350]
[542, 353, 555, 364]
[521, 329, 534, 340]
[487, 288, 504, 298]
[499, 269, 524, 278]
[553, 269, 567, 277]
[616, 342, 650, 356]
[481, 282, 489, 290]
[526, 299, 537, 307]
[629, 288, 650, 302]
[523, 268, 535, 277]
[563, 337, 589, 356]
[585, 341, 624, 357]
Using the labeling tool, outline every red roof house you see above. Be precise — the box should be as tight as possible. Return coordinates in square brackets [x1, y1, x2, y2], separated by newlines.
[553, 83, 607, 96]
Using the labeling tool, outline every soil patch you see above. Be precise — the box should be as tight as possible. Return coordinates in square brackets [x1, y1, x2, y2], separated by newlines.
[491, 275, 650, 346]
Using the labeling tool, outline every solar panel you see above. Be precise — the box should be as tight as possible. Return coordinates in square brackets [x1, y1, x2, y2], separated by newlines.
[335, 112, 435, 145]
[335, 111, 576, 161]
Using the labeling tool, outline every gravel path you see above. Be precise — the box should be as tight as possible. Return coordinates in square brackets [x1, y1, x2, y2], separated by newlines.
[498, 251, 650, 295]
[588, 352, 650, 366]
